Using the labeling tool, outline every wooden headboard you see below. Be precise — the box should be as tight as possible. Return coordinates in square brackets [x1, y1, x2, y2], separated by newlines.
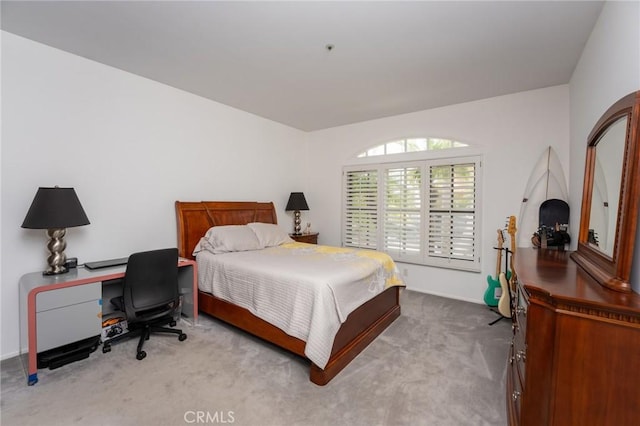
[175, 201, 278, 260]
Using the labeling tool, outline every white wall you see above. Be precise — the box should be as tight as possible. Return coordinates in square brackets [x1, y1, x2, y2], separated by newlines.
[569, 1, 640, 293]
[1, 32, 308, 359]
[306, 86, 570, 302]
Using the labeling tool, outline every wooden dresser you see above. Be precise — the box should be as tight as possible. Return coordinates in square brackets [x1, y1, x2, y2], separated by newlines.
[508, 248, 640, 426]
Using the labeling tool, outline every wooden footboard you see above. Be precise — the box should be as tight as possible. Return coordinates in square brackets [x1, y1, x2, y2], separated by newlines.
[311, 285, 401, 385]
[198, 290, 307, 357]
[199, 286, 401, 385]
[176, 200, 402, 385]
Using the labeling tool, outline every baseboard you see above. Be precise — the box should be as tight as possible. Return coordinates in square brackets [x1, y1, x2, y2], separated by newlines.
[405, 287, 484, 305]
[1, 350, 21, 362]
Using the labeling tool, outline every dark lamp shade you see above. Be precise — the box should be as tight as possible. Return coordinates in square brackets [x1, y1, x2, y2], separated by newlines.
[285, 192, 309, 211]
[22, 187, 90, 229]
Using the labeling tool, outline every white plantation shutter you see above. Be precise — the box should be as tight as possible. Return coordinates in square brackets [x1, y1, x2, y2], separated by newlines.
[343, 169, 378, 249]
[343, 156, 481, 272]
[427, 161, 478, 269]
[383, 165, 422, 262]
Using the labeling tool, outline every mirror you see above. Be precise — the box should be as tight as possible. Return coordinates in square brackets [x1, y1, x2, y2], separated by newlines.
[571, 91, 640, 293]
[587, 116, 626, 256]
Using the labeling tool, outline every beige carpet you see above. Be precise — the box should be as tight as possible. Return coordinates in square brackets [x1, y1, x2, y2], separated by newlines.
[1, 290, 510, 426]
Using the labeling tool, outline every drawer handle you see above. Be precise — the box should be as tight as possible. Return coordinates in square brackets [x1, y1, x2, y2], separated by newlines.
[512, 391, 521, 401]
[512, 323, 519, 332]
[516, 306, 526, 315]
[516, 350, 526, 363]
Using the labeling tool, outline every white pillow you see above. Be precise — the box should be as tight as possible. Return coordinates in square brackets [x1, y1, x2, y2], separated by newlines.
[192, 225, 262, 255]
[247, 222, 293, 247]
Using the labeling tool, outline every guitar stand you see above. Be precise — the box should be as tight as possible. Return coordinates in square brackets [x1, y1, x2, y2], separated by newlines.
[488, 248, 512, 326]
[488, 298, 508, 325]
[488, 311, 505, 326]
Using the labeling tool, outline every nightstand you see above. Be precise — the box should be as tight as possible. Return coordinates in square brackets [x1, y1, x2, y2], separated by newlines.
[289, 232, 319, 244]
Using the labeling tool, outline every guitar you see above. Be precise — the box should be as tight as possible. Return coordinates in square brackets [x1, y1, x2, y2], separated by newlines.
[507, 215, 518, 290]
[484, 229, 505, 307]
[498, 272, 510, 317]
[497, 216, 517, 317]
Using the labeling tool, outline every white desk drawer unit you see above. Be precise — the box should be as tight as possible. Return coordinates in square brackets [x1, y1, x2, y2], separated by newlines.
[36, 283, 102, 352]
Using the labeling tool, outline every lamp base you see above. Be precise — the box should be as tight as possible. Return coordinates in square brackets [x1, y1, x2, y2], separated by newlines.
[43, 267, 68, 276]
[293, 210, 302, 235]
[43, 228, 68, 275]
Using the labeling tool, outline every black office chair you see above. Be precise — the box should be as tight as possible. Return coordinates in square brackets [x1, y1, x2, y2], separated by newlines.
[102, 248, 187, 360]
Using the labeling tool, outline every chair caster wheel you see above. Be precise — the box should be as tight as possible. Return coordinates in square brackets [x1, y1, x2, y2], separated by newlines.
[179, 333, 187, 341]
[136, 351, 146, 360]
[102, 345, 111, 354]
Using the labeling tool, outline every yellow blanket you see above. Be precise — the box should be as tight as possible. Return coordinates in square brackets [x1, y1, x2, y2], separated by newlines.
[281, 242, 405, 288]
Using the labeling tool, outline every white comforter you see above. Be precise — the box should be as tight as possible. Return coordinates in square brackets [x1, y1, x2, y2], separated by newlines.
[196, 242, 403, 369]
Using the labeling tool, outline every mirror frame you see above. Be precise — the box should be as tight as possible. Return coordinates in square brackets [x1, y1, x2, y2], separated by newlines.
[571, 91, 640, 293]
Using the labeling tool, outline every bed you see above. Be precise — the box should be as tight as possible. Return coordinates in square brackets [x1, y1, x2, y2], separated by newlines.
[175, 200, 402, 385]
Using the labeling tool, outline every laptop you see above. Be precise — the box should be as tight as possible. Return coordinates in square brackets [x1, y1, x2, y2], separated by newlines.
[84, 257, 128, 270]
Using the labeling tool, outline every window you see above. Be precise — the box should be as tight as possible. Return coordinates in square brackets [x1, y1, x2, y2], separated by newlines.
[357, 137, 468, 158]
[427, 161, 478, 266]
[384, 164, 422, 260]
[343, 147, 481, 272]
[344, 169, 378, 250]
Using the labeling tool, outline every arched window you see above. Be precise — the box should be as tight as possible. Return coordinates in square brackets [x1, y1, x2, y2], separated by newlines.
[357, 137, 468, 158]
[344, 138, 481, 272]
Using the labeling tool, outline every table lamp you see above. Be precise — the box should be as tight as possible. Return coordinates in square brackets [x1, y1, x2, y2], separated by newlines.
[285, 192, 309, 235]
[22, 187, 90, 275]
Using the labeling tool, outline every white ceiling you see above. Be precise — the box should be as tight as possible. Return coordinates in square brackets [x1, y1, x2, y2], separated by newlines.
[1, 1, 603, 131]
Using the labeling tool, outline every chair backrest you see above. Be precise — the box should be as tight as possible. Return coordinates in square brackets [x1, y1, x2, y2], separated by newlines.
[122, 248, 179, 321]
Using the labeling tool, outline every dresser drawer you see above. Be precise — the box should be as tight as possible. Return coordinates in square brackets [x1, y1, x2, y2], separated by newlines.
[511, 360, 523, 419]
[513, 331, 527, 383]
[515, 283, 528, 333]
[507, 345, 522, 426]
